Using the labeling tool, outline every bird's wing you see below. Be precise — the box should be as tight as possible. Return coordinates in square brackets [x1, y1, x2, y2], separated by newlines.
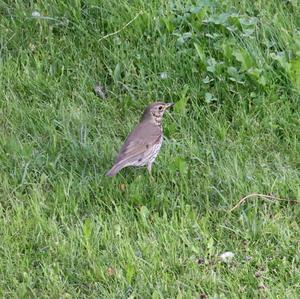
[114, 122, 162, 165]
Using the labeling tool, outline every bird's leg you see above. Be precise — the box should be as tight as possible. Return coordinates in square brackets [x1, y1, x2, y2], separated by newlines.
[147, 162, 154, 181]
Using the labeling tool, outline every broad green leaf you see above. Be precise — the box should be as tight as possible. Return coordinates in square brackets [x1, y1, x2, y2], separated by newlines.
[191, 6, 207, 23]
[211, 13, 230, 25]
[176, 32, 192, 46]
[222, 41, 234, 60]
[227, 66, 240, 77]
[247, 67, 262, 79]
[239, 17, 258, 26]
[247, 68, 267, 86]
[205, 92, 217, 103]
[242, 28, 255, 37]
[270, 52, 290, 71]
[206, 58, 217, 73]
[233, 48, 255, 71]
[202, 76, 214, 84]
[113, 63, 121, 81]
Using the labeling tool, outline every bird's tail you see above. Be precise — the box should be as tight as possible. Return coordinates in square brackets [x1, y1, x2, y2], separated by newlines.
[106, 163, 124, 177]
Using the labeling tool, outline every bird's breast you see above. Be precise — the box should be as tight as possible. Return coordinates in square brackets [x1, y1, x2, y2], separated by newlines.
[147, 135, 163, 164]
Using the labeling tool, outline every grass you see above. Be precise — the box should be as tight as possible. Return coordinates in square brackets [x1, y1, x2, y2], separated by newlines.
[0, 0, 300, 297]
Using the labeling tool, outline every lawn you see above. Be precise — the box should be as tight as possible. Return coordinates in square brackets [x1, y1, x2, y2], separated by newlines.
[1, 0, 300, 298]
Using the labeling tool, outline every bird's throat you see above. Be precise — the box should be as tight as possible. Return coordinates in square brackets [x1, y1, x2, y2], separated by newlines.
[152, 113, 162, 127]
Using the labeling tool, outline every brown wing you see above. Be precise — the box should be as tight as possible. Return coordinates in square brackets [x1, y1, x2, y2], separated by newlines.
[114, 121, 162, 165]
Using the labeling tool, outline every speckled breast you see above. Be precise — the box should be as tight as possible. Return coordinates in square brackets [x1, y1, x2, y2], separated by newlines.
[147, 135, 163, 165]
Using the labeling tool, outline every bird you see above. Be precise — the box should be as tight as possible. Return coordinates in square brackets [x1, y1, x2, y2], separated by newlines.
[106, 102, 174, 176]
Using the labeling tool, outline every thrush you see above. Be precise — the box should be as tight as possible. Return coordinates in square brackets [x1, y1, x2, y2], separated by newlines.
[106, 102, 173, 176]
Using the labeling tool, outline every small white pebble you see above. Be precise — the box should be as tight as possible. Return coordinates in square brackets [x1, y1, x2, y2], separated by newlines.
[160, 72, 168, 79]
[32, 11, 41, 17]
[28, 43, 36, 51]
[219, 251, 235, 262]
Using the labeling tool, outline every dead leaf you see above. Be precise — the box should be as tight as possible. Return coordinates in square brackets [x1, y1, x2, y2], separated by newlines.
[107, 266, 116, 277]
[258, 283, 267, 290]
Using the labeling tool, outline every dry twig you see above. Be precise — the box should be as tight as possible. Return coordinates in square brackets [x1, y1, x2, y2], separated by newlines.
[229, 193, 300, 212]
[98, 11, 143, 42]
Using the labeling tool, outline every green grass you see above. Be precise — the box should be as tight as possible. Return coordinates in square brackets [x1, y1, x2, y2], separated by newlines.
[1, 0, 300, 297]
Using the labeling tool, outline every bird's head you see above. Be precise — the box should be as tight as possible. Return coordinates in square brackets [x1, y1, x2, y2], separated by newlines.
[142, 102, 174, 124]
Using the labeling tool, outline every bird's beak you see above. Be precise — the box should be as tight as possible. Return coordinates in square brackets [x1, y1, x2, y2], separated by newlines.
[165, 103, 174, 109]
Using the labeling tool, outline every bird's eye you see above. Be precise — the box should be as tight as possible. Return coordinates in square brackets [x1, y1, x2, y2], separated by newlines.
[158, 106, 163, 111]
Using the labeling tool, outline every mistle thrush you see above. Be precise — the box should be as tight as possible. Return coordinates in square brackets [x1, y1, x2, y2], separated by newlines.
[106, 102, 173, 176]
